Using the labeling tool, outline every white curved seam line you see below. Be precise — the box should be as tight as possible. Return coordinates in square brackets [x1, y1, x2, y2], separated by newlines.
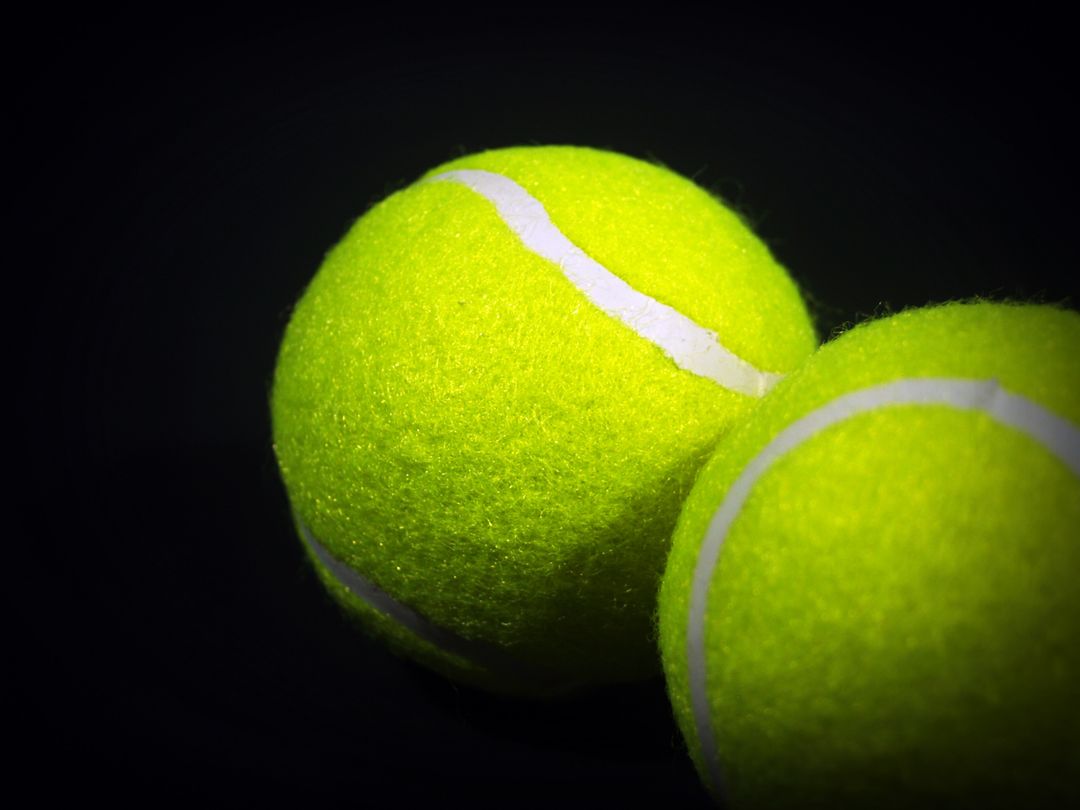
[686, 377, 1080, 797]
[297, 515, 561, 688]
[427, 169, 782, 397]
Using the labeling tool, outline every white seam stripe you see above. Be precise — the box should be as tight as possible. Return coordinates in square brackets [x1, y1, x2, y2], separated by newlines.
[427, 169, 782, 397]
[297, 514, 565, 690]
[686, 377, 1080, 798]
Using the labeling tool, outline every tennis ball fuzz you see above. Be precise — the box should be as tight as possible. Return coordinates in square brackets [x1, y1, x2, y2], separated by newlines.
[271, 145, 816, 695]
[660, 302, 1080, 806]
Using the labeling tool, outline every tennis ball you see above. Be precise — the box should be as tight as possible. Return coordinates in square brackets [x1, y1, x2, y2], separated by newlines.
[271, 145, 816, 695]
[660, 302, 1080, 807]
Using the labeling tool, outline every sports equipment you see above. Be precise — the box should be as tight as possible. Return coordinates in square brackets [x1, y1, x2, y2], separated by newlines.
[659, 302, 1080, 806]
[271, 145, 816, 695]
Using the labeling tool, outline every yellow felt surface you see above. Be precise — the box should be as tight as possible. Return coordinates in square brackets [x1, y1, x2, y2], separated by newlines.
[660, 302, 1080, 805]
[272, 146, 817, 692]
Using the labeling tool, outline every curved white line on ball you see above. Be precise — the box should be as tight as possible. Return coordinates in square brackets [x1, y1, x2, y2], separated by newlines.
[686, 377, 1080, 797]
[297, 515, 568, 691]
[427, 168, 783, 397]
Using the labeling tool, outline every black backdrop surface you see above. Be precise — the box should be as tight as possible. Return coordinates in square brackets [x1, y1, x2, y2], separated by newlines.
[11, 10, 1077, 806]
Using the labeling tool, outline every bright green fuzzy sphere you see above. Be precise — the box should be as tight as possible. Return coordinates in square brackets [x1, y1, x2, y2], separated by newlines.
[271, 145, 816, 695]
[659, 302, 1080, 806]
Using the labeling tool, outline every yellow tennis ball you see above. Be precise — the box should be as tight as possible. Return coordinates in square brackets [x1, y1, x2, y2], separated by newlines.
[660, 302, 1080, 806]
[272, 145, 816, 695]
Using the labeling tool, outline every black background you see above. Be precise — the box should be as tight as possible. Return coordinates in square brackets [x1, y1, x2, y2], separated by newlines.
[11, 10, 1077, 806]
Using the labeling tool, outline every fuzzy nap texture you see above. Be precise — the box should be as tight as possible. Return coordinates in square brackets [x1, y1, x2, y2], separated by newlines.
[659, 302, 1080, 807]
[271, 145, 816, 695]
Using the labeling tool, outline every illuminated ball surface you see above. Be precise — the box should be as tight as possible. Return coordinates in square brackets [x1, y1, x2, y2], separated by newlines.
[273, 145, 816, 694]
[660, 302, 1080, 806]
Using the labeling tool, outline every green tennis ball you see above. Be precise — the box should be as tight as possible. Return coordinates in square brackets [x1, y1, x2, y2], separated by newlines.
[660, 302, 1080, 807]
[271, 145, 816, 695]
